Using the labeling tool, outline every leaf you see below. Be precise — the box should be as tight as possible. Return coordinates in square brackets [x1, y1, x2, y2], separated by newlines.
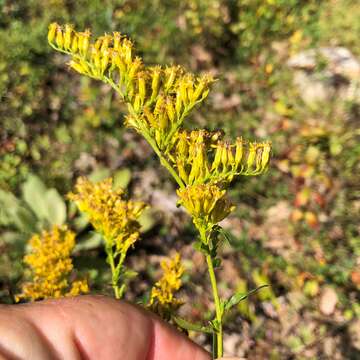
[138, 209, 156, 233]
[21, 174, 48, 220]
[0, 189, 37, 233]
[212, 258, 222, 268]
[173, 317, 213, 334]
[113, 168, 132, 189]
[224, 284, 269, 312]
[88, 167, 111, 182]
[193, 240, 210, 255]
[74, 232, 103, 252]
[0, 189, 22, 226]
[44, 189, 66, 225]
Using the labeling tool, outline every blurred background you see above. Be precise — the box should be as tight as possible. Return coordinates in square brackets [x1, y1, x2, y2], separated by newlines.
[0, 0, 359, 358]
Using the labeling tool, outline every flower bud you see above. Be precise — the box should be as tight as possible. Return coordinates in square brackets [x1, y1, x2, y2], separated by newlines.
[122, 38, 133, 65]
[128, 57, 142, 81]
[261, 142, 271, 171]
[71, 35, 78, 53]
[211, 144, 222, 172]
[175, 91, 182, 116]
[150, 66, 161, 101]
[220, 144, 228, 172]
[234, 137, 243, 168]
[246, 143, 257, 173]
[164, 66, 178, 92]
[100, 50, 110, 75]
[165, 98, 176, 123]
[55, 26, 64, 49]
[48, 23, 57, 44]
[113, 32, 121, 50]
[78, 29, 91, 56]
[138, 74, 146, 104]
[64, 24, 73, 50]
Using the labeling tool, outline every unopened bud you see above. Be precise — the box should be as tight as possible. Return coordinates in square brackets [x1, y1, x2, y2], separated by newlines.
[48, 23, 57, 44]
[71, 35, 78, 53]
[64, 24, 73, 50]
[113, 32, 121, 50]
[150, 66, 161, 101]
[246, 143, 257, 172]
[55, 26, 64, 49]
[165, 98, 176, 123]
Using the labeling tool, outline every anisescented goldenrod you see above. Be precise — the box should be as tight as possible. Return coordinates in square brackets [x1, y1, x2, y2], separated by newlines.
[50, 24, 272, 357]
[17, 225, 89, 301]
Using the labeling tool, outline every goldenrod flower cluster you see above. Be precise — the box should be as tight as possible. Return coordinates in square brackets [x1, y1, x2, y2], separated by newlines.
[49, 23, 271, 240]
[170, 129, 271, 185]
[48, 23, 213, 152]
[17, 226, 89, 301]
[68, 177, 147, 253]
[149, 253, 184, 318]
[177, 184, 235, 228]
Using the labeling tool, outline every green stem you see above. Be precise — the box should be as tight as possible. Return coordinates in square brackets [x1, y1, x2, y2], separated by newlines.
[199, 227, 223, 359]
[106, 79, 186, 190]
[140, 129, 185, 189]
[206, 253, 223, 358]
[106, 245, 124, 300]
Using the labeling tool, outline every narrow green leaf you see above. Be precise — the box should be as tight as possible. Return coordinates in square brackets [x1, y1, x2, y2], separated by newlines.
[224, 284, 269, 312]
[173, 317, 213, 334]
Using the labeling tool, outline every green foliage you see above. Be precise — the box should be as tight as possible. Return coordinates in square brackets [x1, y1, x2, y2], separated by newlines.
[0, 174, 66, 244]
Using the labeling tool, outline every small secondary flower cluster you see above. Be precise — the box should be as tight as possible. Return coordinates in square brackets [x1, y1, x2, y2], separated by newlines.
[68, 177, 147, 254]
[68, 177, 147, 299]
[17, 225, 89, 301]
[149, 253, 184, 319]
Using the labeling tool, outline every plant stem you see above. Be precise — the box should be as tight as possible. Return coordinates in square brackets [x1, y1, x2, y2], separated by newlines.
[199, 226, 223, 359]
[140, 130, 185, 189]
[106, 245, 122, 299]
[206, 253, 223, 358]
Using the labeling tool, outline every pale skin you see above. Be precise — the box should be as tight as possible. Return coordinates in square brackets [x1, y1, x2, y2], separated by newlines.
[0, 296, 240, 360]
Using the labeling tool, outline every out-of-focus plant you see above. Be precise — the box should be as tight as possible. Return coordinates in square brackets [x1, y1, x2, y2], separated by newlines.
[68, 177, 147, 299]
[49, 23, 271, 358]
[182, 0, 322, 61]
[16, 225, 89, 302]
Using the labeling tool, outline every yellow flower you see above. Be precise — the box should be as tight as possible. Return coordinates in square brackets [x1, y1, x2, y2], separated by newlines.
[170, 130, 271, 186]
[68, 177, 147, 253]
[149, 253, 184, 318]
[17, 225, 89, 302]
[48, 24, 214, 152]
[177, 184, 235, 227]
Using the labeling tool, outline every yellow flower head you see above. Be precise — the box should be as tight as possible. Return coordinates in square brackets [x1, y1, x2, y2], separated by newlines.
[169, 130, 271, 186]
[149, 253, 184, 318]
[48, 23, 214, 152]
[17, 225, 89, 301]
[68, 177, 147, 253]
[177, 184, 235, 226]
